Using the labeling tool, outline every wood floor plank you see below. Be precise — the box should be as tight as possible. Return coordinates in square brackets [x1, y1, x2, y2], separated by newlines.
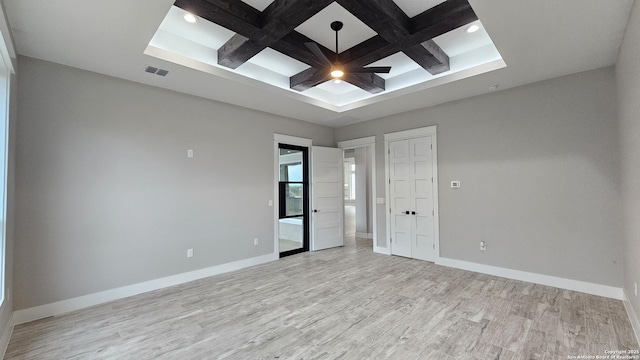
[5, 237, 638, 359]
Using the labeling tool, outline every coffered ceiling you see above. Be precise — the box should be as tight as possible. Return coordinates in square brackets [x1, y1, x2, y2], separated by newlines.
[147, 0, 504, 110]
[3, 0, 634, 127]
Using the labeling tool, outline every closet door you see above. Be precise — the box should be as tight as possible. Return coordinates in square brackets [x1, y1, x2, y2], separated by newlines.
[409, 137, 435, 261]
[389, 140, 412, 257]
[389, 137, 435, 261]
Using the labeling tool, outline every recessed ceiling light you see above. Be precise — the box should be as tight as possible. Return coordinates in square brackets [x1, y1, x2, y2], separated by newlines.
[466, 24, 480, 33]
[184, 13, 197, 23]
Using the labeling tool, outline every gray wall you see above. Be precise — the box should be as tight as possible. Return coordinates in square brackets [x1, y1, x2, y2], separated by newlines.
[335, 67, 623, 287]
[616, 0, 640, 322]
[14, 56, 334, 310]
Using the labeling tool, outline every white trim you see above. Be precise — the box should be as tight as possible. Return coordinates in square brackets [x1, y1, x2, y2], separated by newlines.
[623, 290, 640, 346]
[384, 139, 392, 252]
[432, 134, 441, 260]
[436, 256, 624, 300]
[0, 65, 7, 307]
[0, 5, 16, 74]
[337, 136, 376, 149]
[384, 126, 439, 260]
[337, 137, 379, 253]
[0, 312, 13, 359]
[355, 232, 373, 239]
[383, 125, 437, 141]
[274, 134, 312, 147]
[13, 253, 277, 325]
[273, 141, 280, 256]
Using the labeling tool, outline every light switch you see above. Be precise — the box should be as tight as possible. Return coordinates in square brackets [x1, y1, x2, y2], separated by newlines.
[187, 149, 194, 158]
[376, 198, 385, 204]
[451, 181, 461, 189]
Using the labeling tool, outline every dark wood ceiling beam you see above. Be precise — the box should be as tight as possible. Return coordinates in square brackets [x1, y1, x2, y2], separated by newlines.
[290, 67, 331, 92]
[410, 0, 478, 42]
[344, 73, 385, 94]
[217, 0, 333, 69]
[173, 0, 261, 38]
[406, 40, 450, 75]
[332, 1, 477, 72]
[336, 0, 454, 74]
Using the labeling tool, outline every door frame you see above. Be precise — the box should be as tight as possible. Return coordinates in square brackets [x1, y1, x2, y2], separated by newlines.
[274, 134, 312, 257]
[384, 126, 440, 260]
[337, 136, 380, 254]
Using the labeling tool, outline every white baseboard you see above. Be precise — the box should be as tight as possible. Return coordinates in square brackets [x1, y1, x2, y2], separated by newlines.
[623, 290, 640, 346]
[355, 232, 373, 239]
[435, 257, 624, 300]
[0, 312, 13, 359]
[13, 253, 278, 325]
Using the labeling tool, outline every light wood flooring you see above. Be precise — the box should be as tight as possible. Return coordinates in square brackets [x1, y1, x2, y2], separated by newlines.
[5, 237, 638, 359]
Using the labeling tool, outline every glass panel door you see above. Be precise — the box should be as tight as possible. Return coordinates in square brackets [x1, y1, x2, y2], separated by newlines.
[278, 144, 309, 257]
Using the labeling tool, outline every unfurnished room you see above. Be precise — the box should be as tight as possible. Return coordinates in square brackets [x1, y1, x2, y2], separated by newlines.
[0, 0, 638, 359]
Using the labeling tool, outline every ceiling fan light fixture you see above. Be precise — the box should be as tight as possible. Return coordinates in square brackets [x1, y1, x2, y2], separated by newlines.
[331, 69, 344, 78]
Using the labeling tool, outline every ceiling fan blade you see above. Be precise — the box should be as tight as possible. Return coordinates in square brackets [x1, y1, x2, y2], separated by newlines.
[348, 66, 392, 74]
[304, 42, 332, 66]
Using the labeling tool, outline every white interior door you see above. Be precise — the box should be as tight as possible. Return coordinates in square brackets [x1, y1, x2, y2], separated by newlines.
[389, 137, 435, 261]
[389, 140, 412, 257]
[311, 146, 344, 251]
[410, 137, 435, 261]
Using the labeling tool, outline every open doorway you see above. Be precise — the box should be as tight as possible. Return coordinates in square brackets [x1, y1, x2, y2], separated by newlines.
[338, 137, 376, 251]
[343, 155, 356, 239]
[277, 144, 309, 257]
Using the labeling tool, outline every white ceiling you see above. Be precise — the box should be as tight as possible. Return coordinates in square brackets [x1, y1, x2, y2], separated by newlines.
[4, 0, 634, 127]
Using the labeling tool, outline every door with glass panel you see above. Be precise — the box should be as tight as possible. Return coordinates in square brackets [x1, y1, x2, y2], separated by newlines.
[278, 144, 309, 257]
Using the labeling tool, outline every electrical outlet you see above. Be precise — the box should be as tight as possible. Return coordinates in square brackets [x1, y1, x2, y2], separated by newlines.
[187, 248, 194, 258]
[480, 241, 486, 251]
[635, 282, 638, 297]
[254, 238, 259, 246]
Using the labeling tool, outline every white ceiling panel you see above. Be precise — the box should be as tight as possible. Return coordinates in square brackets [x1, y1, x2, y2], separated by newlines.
[241, 0, 272, 12]
[393, 0, 446, 18]
[295, 2, 377, 53]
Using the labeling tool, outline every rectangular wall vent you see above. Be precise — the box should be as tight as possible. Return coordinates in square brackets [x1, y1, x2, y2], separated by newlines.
[144, 65, 168, 76]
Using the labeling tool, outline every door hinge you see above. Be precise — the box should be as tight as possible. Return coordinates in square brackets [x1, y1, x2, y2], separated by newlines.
[389, 178, 391, 184]
[432, 210, 434, 216]
[389, 207, 391, 213]
[433, 244, 435, 250]
[431, 144, 433, 149]
[390, 238, 392, 243]
[431, 177, 433, 183]
[388, 149, 390, 155]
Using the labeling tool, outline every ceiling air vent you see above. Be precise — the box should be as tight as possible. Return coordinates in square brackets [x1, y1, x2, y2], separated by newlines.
[144, 65, 169, 77]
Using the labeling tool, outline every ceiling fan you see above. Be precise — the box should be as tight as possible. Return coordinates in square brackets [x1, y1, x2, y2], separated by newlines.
[305, 21, 391, 81]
